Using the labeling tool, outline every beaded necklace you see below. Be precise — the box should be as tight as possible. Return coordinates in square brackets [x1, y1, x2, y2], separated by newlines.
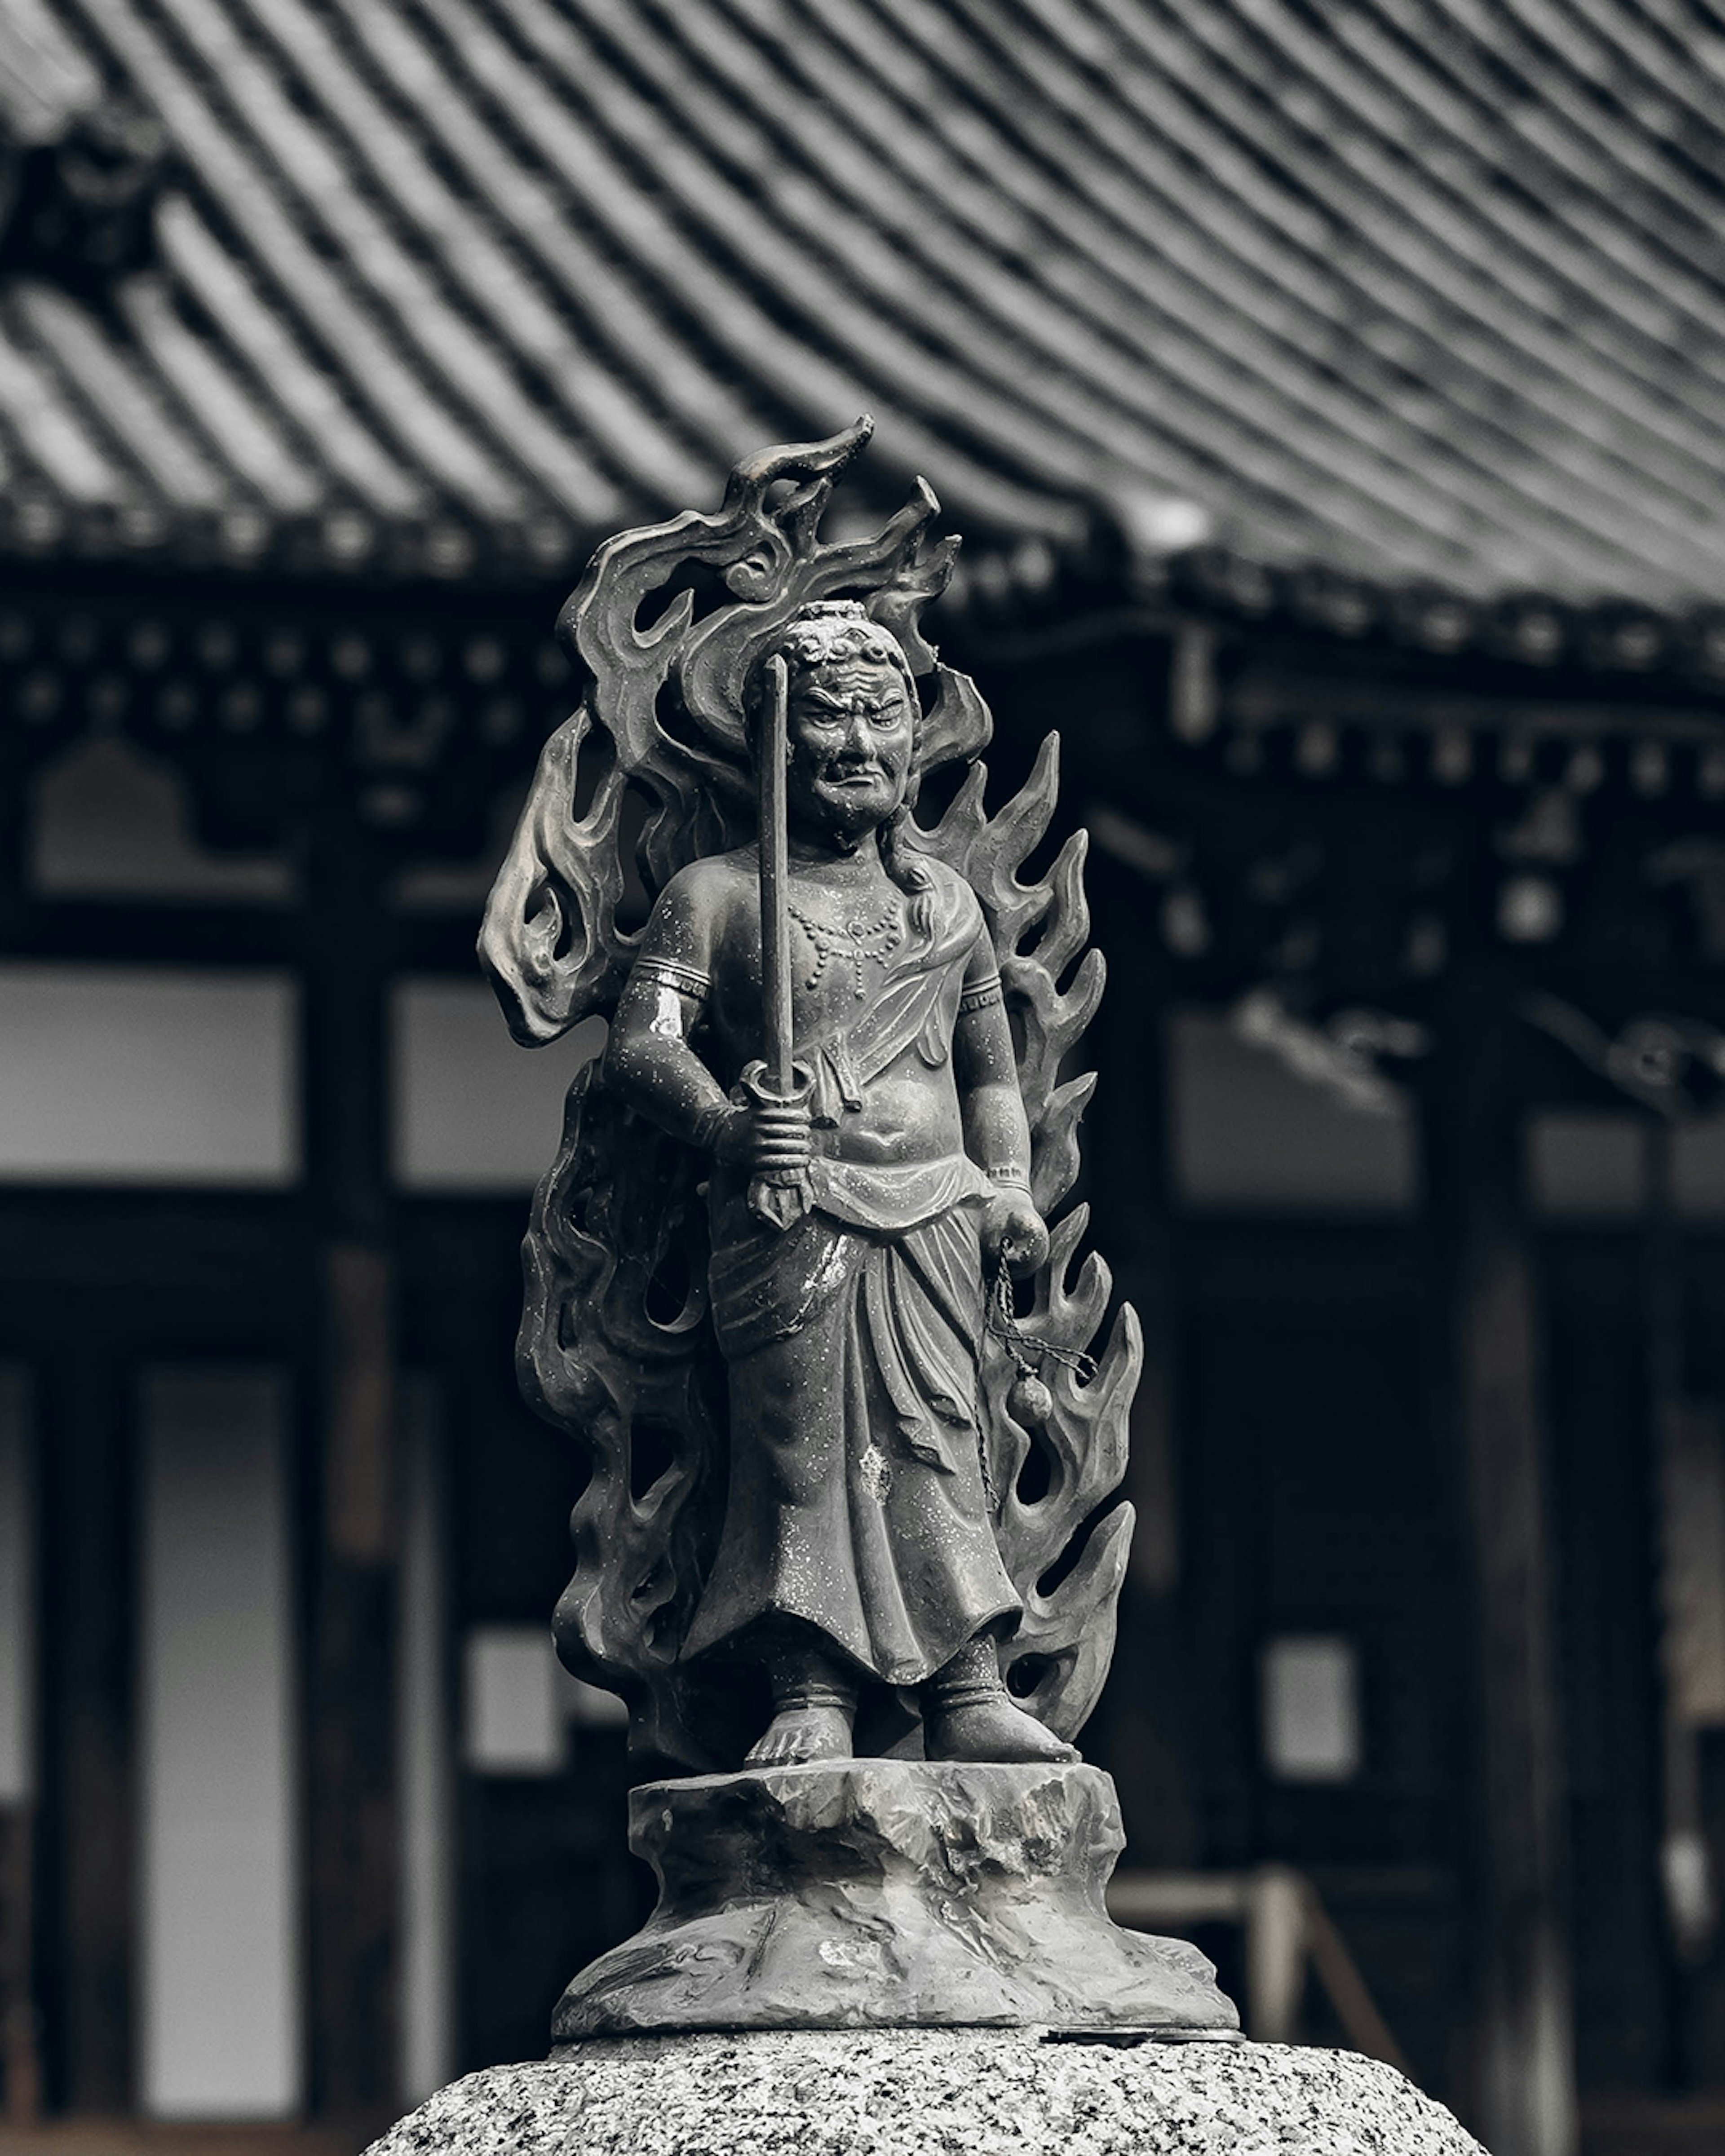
[787, 898, 903, 998]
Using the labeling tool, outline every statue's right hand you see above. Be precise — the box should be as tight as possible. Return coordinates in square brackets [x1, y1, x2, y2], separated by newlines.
[717, 1062, 814, 1174]
[747, 1100, 814, 1175]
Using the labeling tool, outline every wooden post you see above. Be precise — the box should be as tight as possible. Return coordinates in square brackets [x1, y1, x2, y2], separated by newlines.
[1084, 861, 1196, 1864]
[1245, 1865, 1306, 2044]
[0, 1805, 39, 2121]
[0, 727, 29, 952]
[1421, 1006, 1578, 2156]
[1091, 922, 1181, 1603]
[302, 797, 399, 2127]
[1645, 1120, 1725, 2069]
[36, 1361, 133, 2113]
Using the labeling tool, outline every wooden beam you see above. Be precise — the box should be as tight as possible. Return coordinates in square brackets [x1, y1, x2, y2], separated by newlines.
[1420, 1006, 1578, 2156]
[0, 722, 29, 952]
[0, 898, 482, 976]
[1087, 875, 1181, 1601]
[1463, 1231, 1576, 2156]
[0, 1804, 40, 2121]
[305, 1530, 396, 2123]
[36, 1363, 134, 2114]
[1083, 866, 1198, 1865]
[301, 804, 399, 2127]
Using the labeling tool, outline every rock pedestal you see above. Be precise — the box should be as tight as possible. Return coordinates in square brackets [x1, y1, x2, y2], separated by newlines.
[364, 2030, 1487, 2155]
[552, 1759, 1238, 2040]
[368, 1764, 1483, 2153]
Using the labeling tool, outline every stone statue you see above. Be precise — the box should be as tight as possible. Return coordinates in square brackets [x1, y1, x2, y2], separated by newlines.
[365, 423, 1488, 2142]
[479, 420, 1235, 2039]
[482, 417, 1132, 1777]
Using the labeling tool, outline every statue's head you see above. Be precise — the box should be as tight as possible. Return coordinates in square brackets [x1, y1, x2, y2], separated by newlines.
[752, 602, 919, 844]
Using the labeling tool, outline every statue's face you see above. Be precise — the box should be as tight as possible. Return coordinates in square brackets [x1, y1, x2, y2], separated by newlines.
[783, 659, 915, 841]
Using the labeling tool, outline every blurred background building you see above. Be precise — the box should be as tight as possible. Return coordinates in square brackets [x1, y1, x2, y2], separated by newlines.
[4, 2, 1725, 2152]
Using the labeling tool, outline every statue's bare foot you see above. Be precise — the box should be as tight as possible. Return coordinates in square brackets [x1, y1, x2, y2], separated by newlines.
[745, 1704, 854, 1767]
[925, 1695, 1079, 1765]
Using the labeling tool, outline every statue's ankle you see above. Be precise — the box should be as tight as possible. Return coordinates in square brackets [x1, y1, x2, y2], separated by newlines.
[746, 1649, 858, 1766]
[764, 1648, 858, 1722]
[922, 1635, 1007, 1715]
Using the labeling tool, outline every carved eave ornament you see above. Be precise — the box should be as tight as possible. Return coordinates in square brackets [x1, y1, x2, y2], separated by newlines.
[2, 595, 576, 860]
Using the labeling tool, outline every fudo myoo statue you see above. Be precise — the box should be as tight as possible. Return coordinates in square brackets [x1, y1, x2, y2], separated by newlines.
[606, 599, 1075, 1772]
[480, 422, 1237, 2038]
[482, 418, 1129, 1777]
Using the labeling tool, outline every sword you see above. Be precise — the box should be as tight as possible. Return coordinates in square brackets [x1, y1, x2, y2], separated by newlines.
[746, 654, 812, 1230]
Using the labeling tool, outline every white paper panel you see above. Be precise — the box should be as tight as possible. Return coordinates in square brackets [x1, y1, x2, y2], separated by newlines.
[1526, 1113, 1646, 1217]
[1675, 1116, 1725, 1219]
[399, 1380, 455, 2104]
[32, 735, 293, 902]
[1261, 1635, 1362, 1785]
[140, 1372, 300, 2118]
[393, 979, 602, 1192]
[0, 964, 296, 1184]
[463, 1626, 564, 1776]
[1172, 1012, 1415, 1213]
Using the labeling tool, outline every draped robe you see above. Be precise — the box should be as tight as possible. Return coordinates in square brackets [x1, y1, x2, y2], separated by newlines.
[681, 881, 1021, 1686]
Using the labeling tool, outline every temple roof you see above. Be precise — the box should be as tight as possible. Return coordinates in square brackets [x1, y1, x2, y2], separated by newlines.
[4, 0, 1725, 658]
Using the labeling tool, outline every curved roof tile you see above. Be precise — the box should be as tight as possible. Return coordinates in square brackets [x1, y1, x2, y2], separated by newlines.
[0, 0, 1721, 641]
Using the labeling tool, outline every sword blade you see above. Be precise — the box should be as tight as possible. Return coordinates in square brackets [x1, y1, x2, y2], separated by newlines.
[759, 654, 793, 1099]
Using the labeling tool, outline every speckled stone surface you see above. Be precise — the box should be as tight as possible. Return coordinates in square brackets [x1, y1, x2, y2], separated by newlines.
[364, 2030, 1486, 2154]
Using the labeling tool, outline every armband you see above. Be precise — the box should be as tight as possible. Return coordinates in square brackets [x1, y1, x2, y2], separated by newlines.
[986, 1163, 1031, 1188]
[635, 956, 709, 1000]
[959, 972, 1004, 1015]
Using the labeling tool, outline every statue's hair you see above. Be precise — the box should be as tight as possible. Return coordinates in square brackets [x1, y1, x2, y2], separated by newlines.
[744, 601, 934, 936]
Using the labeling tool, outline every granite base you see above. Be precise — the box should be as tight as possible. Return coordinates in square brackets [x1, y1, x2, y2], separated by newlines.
[364, 2030, 1486, 2155]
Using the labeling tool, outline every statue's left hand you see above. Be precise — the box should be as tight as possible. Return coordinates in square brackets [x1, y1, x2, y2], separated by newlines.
[982, 1189, 1049, 1276]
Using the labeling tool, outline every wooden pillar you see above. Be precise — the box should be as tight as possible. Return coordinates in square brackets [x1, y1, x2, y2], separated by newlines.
[36, 1361, 134, 2113]
[1644, 1121, 1725, 2073]
[0, 727, 30, 949]
[0, 1805, 37, 2121]
[1085, 866, 1196, 1864]
[1421, 1007, 1577, 2156]
[302, 799, 399, 2125]
[1090, 900, 1180, 1602]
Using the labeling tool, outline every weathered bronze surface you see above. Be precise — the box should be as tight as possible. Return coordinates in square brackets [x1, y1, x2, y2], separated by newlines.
[482, 422, 1234, 2035]
[551, 1762, 1237, 2040]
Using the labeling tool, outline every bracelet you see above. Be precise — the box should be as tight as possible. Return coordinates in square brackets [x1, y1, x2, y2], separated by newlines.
[986, 1163, 1031, 1188]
